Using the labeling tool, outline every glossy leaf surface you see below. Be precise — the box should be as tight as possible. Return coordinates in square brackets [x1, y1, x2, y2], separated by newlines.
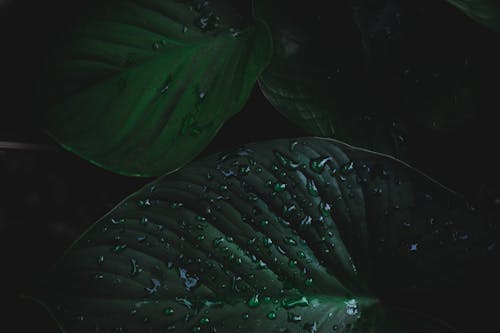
[39, 0, 272, 176]
[33, 138, 497, 332]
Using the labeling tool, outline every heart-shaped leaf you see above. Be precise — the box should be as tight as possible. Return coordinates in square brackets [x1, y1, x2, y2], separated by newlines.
[31, 138, 497, 332]
[255, 0, 500, 157]
[447, 0, 500, 32]
[38, 0, 272, 176]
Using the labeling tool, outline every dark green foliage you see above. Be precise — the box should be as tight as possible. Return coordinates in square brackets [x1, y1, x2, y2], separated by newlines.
[39, 0, 272, 176]
[256, 0, 500, 158]
[33, 138, 497, 332]
[447, 0, 500, 31]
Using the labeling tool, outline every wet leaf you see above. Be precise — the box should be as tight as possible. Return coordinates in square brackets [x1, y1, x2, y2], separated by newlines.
[38, 0, 272, 176]
[32, 138, 497, 332]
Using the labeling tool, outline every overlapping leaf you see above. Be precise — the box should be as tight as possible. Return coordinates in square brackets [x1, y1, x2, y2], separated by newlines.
[447, 0, 500, 32]
[38, 0, 272, 176]
[33, 138, 497, 332]
[255, 0, 500, 157]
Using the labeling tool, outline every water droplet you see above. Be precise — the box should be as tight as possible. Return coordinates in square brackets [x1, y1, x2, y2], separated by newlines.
[213, 237, 224, 248]
[158, 75, 172, 94]
[247, 294, 260, 307]
[97, 255, 104, 265]
[195, 11, 221, 32]
[288, 312, 302, 322]
[274, 182, 287, 192]
[175, 296, 193, 308]
[179, 267, 199, 291]
[283, 236, 297, 246]
[306, 179, 319, 197]
[163, 307, 175, 316]
[170, 202, 185, 210]
[137, 199, 151, 208]
[239, 165, 251, 176]
[305, 277, 313, 287]
[182, 25, 188, 33]
[199, 316, 210, 325]
[111, 244, 127, 253]
[290, 141, 299, 151]
[282, 296, 309, 309]
[300, 215, 312, 228]
[129, 258, 142, 277]
[110, 218, 124, 225]
[345, 299, 358, 315]
[263, 236, 273, 247]
[145, 278, 161, 295]
[319, 202, 332, 216]
[266, 311, 277, 320]
[247, 193, 258, 201]
[341, 162, 354, 174]
[274, 150, 301, 170]
[257, 260, 267, 269]
[282, 203, 297, 216]
[241, 312, 249, 320]
[310, 156, 332, 173]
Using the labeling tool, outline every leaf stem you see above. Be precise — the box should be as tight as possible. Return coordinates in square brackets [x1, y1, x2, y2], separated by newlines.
[0, 141, 59, 152]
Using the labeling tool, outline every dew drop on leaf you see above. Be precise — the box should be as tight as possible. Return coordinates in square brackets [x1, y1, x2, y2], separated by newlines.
[163, 308, 174, 316]
[247, 294, 260, 307]
[309, 156, 332, 173]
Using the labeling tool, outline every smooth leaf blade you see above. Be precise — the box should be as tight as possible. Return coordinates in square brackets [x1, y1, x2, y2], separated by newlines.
[39, 0, 272, 176]
[32, 138, 496, 332]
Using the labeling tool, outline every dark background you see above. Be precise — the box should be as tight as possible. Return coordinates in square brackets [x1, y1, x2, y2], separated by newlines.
[1, 0, 499, 331]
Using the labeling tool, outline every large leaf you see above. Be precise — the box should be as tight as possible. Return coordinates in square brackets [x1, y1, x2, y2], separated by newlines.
[38, 0, 272, 176]
[447, 0, 500, 32]
[255, 0, 500, 157]
[31, 138, 497, 332]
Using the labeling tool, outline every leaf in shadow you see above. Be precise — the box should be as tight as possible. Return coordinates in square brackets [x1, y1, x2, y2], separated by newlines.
[255, 0, 500, 158]
[447, 0, 500, 32]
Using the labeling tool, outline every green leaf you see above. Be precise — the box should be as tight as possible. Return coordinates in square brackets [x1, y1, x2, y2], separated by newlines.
[39, 0, 272, 177]
[255, 0, 500, 157]
[32, 138, 497, 332]
[447, 0, 500, 32]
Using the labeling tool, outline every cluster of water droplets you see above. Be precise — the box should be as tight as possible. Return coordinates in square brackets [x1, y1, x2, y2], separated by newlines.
[45, 137, 500, 332]
[189, 0, 221, 32]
